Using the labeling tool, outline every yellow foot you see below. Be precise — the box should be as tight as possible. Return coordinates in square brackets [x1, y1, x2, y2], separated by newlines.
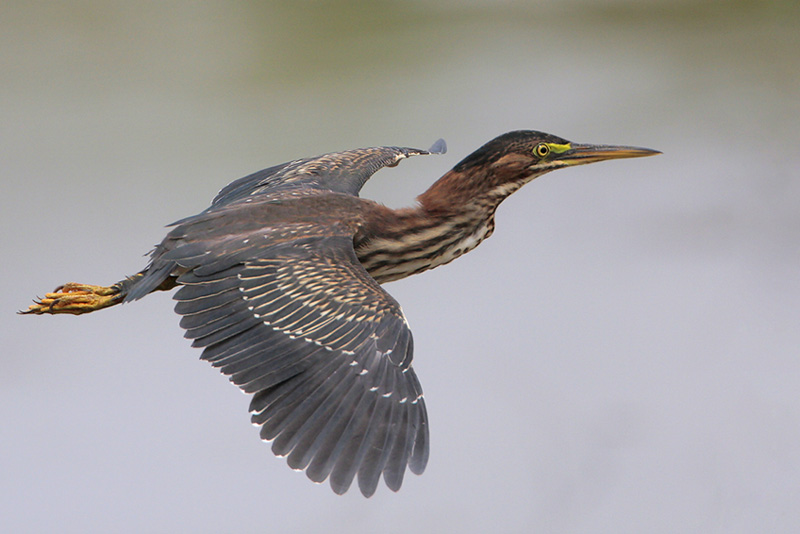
[20, 282, 122, 315]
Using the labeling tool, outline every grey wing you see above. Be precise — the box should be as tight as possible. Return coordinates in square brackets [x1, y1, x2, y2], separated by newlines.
[163, 230, 429, 496]
[211, 140, 446, 207]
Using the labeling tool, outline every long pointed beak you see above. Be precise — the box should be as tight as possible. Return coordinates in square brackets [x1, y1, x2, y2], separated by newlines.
[556, 144, 661, 166]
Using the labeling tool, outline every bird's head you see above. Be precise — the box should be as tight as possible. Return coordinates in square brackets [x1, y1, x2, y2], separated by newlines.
[418, 130, 660, 210]
[463, 129, 658, 191]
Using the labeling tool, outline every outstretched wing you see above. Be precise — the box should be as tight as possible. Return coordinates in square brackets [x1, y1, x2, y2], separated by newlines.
[211, 139, 446, 207]
[161, 226, 429, 497]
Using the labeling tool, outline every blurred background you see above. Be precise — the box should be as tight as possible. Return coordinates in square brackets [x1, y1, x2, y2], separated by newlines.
[2, 1, 798, 532]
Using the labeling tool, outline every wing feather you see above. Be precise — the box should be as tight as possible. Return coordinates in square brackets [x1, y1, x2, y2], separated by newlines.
[167, 228, 429, 496]
[211, 143, 445, 207]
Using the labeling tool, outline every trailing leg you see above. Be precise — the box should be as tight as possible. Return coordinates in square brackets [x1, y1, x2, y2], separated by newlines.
[20, 272, 178, 315]
[21, 281, 126, 315]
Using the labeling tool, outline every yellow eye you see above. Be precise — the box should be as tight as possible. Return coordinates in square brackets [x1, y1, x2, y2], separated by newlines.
[534, 143, 550, 158]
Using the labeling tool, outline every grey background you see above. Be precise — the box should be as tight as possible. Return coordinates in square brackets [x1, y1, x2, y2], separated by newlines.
[2, 1, 798, 532]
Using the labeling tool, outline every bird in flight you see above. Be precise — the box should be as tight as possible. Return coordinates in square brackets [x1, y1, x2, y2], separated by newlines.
[22, 130, 659, 496]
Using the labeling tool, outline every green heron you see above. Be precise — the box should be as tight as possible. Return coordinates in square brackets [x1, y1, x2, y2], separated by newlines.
[22, 130, 659, 496]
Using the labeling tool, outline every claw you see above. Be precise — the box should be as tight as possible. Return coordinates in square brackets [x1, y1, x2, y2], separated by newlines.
[20, 283, 122, 315]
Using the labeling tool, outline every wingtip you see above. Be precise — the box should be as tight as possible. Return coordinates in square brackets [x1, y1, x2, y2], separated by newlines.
[427, 138, 447, 155]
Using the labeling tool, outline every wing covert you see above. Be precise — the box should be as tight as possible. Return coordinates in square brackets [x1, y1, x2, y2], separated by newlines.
[211, 141, 446, 207]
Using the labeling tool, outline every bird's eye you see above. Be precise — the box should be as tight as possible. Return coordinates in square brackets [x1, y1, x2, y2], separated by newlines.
[534, 143, 550, 158]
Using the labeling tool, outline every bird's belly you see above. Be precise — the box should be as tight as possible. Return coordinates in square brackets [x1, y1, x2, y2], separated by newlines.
[358, 220, 494, 284]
